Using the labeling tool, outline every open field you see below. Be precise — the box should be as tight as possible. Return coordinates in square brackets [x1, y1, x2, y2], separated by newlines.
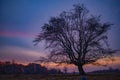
[0, 73, 120, 80]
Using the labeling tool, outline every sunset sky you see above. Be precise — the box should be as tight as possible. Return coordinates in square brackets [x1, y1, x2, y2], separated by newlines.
[0, 0, 120, 72]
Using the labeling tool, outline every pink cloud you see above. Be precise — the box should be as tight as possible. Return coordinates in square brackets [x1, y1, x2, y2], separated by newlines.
[0, 31, 35, 38]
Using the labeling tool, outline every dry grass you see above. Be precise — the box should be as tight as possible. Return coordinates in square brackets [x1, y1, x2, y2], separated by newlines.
[0, 73, 120, 80]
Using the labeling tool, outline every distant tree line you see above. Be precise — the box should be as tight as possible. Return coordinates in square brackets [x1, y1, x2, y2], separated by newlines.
[0, 61, 62, 74]
[90, 67, 120, 74]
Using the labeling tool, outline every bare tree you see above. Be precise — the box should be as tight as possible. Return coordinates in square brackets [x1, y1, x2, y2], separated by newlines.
[33, 4, 116, 75]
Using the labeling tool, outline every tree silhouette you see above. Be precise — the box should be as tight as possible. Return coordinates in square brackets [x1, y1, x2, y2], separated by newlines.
[33, 4, 116, 75]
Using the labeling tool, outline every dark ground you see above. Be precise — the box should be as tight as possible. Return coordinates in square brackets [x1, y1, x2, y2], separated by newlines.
[0, 73, 120, 80]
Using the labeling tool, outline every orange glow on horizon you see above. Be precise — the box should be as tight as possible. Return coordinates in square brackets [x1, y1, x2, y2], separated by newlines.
[0, 56, 120, 72]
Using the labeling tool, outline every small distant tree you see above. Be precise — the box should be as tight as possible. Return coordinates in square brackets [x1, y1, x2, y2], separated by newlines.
[33, 4, 116, 75]
[63, 67, 68, 74]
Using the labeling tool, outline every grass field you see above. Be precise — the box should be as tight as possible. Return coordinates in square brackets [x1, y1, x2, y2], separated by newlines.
[0, 73, 120, 80]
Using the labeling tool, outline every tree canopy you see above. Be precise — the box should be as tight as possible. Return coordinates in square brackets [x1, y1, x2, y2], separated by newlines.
[33, 4, 115, 75]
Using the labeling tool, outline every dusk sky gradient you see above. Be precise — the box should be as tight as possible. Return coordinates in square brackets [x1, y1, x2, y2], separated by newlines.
[0, 0, 120, 72]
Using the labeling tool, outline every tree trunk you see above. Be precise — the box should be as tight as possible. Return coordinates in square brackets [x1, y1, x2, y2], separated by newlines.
[77, 64, 85, 75]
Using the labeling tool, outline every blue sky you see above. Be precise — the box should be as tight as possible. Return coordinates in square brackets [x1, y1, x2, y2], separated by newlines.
[0, 0, 120, 71]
